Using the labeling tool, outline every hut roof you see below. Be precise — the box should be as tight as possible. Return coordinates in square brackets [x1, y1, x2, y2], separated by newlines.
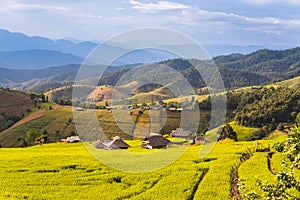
[105, 138, 130, 149]
[194, 136, 205, 141]
[193, 135, 206, 144]
[61, 136, 81, 143]
[143, 133, 171, 148]
[94, 137, 130, 150]
[171, 128, 189, 137]
[94, 139, 110, 148]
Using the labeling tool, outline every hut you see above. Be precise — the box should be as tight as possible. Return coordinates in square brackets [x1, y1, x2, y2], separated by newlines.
[94, 139, 110, 149]
[168, 107, 177, 112]
[61, 136, 81, 143]
[193, 136, 206, 145]
[142, 133, 171, 149]
[171, 128, 189, 138]
[75, 107, 84, 111]
[94, 136, 130, 150]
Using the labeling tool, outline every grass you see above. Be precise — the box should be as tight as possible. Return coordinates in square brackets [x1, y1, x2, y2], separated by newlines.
[238, 135, 300, 197]
[0, 132, 295, 199]
[265, 130, 287, 140]
[229, 121, 257, 141]
[1, 107, 208, 147]
[0, 137, 270, 200]
[239, 152, 275, 196]
[0, 90, 34, 132]
[0, 143, 202, 199]
[272, 76, 300, 89]
[0, 107, 75, 147]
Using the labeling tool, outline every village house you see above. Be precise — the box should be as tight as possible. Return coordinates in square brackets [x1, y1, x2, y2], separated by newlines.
[61, 136, 81, 143]
[193, 135, 206, 145]
[171, 128, 189, 138]
[94, 136, 130, 150]
[75, 107, 84, 111]
[142, 133, 171, 149]
[168, 107, 177, 112]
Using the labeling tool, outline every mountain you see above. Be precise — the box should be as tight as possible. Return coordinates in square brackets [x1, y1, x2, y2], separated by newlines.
[93, 47, 300, 90]
[0, 63, 143, 90]
[0, 50, 82, 69]
[0, 29, 179, 69]
[0, 29, 96, 58]
[203, 44, 292, 57]
[1, 46, 300, 91]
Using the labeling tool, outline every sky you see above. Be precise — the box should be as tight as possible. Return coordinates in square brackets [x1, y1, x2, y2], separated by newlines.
[1, 0, 300, 48]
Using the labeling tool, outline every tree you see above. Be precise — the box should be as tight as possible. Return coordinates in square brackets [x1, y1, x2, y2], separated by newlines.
[35, 134, 48, 144]
[55, 130, 61, 141]
[33, 100, 37, 108]
[218, 124, 237, 141]
[296, 112, 300, 127]
[25, 131, 38, 146]
[249, 128, 268, 141]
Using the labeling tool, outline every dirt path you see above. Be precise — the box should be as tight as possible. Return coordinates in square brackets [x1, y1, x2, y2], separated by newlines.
[187, 169, 209, 200]
[9, 105, 64, 130]
[9, 109, 46, 129]
[230, 148, 253, 199]
[266, 152, 277, 175]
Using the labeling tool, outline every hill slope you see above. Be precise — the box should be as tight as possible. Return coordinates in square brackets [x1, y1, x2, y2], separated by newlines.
[1, 47, 300, 90]
[0, 89, 34, 132]
[82, 47, 300, 90]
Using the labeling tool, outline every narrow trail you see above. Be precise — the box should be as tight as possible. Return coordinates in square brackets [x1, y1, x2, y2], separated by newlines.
[118, 177, 161, 199]
[187, 169, 209, 200]
[132, 110, 150, 139]
[131, 111, 141, 138]
[9, 109, 46, 129]
[230, 148, 254, 200]
[266, 152, 277, 175]
[8, 105, 64, 130]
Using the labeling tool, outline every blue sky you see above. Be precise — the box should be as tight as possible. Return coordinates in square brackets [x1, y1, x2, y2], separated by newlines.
[1, 0, 300, 47]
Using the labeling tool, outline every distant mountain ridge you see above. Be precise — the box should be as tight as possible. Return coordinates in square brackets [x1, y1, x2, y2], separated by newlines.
[0, 50, 83, 69]
[0, 29, 97, 58]
[0, 28, 299, 91]
[1, 47, 300, 90]
[0, 29, 179, 69]
[94, 47, 300, 89]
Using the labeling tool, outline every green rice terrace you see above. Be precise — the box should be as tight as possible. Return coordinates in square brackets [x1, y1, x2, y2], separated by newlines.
[0, 133, 296, 200]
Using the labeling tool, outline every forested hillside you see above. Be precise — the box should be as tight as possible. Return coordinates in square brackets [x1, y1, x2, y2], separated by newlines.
[96, 47, 300, 90]
[1, 47, 300, 91]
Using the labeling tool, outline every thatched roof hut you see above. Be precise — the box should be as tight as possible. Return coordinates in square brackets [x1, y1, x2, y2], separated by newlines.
[94, 136, 130, 150]
[94, 139, 110, 149]
[193, 136, 206, 145]
[142, 133, 171, 149]
[61, 136, 81, 143]
[171, 128, 189, 138]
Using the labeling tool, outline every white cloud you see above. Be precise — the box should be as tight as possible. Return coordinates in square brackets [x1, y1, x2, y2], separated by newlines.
[72, 13, 103, 19]
[242, 0, 300, 6]
[172, 7, 300, 27]
[128, 0, 189, 11]
[2, 3, 67, 12]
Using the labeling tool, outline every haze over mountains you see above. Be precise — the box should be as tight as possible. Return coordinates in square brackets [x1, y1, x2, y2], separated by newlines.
[0, 47, 299, 93]
[0, 29, 178, 69]
[0, 29, 292, 70]
[0, 29, 299, 92]
[0, 29, 96, 58]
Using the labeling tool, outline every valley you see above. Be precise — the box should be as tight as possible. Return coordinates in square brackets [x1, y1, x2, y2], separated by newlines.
[0, 42, 299, 199]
